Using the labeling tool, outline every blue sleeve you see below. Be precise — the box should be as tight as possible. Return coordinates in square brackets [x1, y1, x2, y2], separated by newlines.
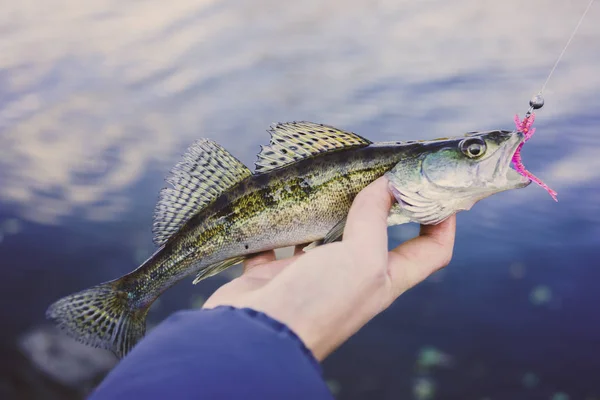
[89, 306, 334, 400]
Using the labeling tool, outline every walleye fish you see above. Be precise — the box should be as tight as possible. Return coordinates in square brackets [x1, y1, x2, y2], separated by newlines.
[47, 121, 532, 358]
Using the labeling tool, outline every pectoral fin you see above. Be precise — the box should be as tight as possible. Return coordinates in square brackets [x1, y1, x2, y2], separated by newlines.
[192, 256, 247, 284]
[303, 219, 346, 252]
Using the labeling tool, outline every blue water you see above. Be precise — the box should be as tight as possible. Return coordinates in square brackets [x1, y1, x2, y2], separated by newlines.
[1, 1, 599, 398]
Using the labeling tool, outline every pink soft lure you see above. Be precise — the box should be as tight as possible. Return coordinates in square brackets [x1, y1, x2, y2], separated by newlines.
[513, 113, 558, 201]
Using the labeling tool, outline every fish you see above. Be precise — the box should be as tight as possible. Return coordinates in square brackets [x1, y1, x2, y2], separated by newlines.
[46, 121, 531, 358]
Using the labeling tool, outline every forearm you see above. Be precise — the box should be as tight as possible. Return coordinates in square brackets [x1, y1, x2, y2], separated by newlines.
[89, 306, 333, 400]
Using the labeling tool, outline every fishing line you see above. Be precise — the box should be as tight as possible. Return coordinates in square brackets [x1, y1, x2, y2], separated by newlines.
[539, 0, 596, 95]
[511, 0, 594, 202]
[524, 0, 595, 115]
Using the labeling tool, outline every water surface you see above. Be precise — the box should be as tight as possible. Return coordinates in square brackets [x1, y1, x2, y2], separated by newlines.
[1, 1, 599, 399]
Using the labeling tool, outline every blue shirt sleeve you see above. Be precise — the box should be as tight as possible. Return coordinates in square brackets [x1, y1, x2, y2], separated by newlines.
[89, 306, 334, 400]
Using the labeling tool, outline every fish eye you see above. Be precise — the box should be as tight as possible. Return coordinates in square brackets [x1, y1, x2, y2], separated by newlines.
[460, 137, 486, 158]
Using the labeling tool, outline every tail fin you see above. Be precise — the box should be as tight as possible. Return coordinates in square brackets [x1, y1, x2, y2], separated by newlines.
[46, 281, 150, 359]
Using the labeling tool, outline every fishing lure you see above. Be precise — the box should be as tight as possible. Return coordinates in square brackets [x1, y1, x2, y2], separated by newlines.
[512, 94, 558, 201]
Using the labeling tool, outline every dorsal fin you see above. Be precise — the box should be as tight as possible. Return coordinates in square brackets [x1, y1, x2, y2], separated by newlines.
[254, 121, 372, 173]
[153, 139, 252, 246]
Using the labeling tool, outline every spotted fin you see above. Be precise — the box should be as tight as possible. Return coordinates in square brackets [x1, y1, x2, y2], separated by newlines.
[46, 281, 150, 359]
[153, 140, 252, 246]
[192, 256, 247, 284]
[255, 122, 372, 173]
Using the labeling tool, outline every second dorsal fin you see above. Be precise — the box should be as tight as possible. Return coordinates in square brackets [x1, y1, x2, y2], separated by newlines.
[152, 139, 252, 246]
[254, 121, 372, 173]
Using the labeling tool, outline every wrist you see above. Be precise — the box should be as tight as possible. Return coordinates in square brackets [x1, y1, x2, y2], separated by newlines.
[245, 281, 384, 361]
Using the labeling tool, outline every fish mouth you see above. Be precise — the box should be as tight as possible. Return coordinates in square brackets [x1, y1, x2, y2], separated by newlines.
[503, 131, 532, 189]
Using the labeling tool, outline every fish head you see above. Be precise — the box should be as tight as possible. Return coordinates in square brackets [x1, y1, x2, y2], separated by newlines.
[385, 130, 531, 225]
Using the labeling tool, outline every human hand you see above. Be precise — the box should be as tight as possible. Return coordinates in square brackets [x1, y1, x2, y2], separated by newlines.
[202, 176, 456, 361]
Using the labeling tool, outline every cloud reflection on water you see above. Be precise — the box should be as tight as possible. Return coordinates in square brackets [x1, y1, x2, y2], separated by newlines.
[0, 0, 599, 225]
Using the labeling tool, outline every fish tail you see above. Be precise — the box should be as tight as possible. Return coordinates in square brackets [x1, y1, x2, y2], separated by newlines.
[46, 280, 150, 359]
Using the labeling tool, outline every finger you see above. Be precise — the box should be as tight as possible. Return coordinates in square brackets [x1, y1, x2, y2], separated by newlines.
[243, 253, 304, 280]
[243, 250, 276, 273]
[342, 177, 394, 260]
[387, 215, 456, 297]
[418, 214, 456, 244]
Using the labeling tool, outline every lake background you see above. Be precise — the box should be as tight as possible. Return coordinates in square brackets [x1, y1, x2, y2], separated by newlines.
[1, 1, 599, 399]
